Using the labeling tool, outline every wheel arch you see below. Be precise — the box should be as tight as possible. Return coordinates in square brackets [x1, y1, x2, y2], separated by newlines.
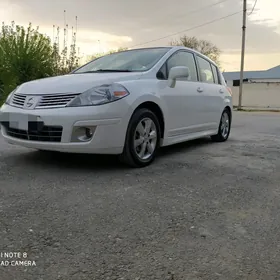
[224, 105, 232, 122]
[132, 101, 165, 139]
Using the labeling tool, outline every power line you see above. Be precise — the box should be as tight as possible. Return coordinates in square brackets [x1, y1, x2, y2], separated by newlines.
[130, 11, 242, 48]
[247, 0, 258, 16]
[161, 0, 233, 23]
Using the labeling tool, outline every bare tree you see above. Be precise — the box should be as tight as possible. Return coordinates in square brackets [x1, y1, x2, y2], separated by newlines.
[170, 35, 221, 65]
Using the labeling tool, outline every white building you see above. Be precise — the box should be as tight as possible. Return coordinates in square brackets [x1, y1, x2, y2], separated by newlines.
[223, 66, 280, 109]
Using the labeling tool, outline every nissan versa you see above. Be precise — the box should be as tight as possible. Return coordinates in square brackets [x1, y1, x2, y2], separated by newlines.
[0, 46, 232, 167]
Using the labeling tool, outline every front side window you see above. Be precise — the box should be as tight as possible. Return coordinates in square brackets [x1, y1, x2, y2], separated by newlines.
[166, 51, 198, 82]
[197, 56, 214, 84]
[73, 48, 170, 73]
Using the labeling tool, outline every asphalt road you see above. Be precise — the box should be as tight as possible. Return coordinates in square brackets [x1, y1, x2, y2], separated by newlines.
[0, 111, 280, 280]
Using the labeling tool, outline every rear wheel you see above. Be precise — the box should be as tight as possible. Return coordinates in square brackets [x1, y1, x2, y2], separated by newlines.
[119, 108, 161, 167]
[211, 108, 231, 142]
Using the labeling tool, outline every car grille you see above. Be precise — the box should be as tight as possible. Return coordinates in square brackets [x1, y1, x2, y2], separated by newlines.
[36, 93, 79, 108]
[11, 93, 27, 107]
[4, 125, 63, 142]
[10, 93, 79, 109]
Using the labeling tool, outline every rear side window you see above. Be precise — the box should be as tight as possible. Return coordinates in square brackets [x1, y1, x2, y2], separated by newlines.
[197, 56, 214, 84]
[211, 64, 220, 84]
[166, 51, 198, 82]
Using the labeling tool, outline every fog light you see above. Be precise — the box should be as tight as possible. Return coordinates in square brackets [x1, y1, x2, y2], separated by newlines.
[85, 128, 93, 138]
[71, 126, 96, 142]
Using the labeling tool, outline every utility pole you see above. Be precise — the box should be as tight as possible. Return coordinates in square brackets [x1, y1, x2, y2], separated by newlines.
[238, 0, 247, 110]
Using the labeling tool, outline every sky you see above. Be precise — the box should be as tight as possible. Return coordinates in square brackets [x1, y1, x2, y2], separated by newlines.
[0, 0, 279, 71]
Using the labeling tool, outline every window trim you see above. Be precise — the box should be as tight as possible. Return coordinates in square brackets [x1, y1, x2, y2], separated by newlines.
[156, 50, 199, 82]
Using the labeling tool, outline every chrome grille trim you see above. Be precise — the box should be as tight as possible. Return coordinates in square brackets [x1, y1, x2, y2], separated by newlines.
[11, 93, 27, 108]
[10, 93, 79, 109]
[36, 93, 79, 108]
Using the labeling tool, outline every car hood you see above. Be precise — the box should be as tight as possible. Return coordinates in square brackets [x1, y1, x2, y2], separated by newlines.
[16, 72, 143, 94]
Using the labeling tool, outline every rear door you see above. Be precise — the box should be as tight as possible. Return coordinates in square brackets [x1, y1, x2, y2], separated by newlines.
[211, 63, 227, 118]
[195, 55, 224, 129]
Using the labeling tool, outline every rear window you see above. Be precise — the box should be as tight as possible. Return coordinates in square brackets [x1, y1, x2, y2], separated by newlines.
[211, 64, 220, 84]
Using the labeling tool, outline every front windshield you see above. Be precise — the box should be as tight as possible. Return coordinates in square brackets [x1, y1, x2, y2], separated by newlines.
[73, 48, 171, 73]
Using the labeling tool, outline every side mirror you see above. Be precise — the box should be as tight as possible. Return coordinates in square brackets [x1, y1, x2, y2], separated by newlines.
[168, 66, 190, 88]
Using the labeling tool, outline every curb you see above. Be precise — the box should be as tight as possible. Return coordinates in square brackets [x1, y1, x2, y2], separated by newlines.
[233, 107, 280, 113]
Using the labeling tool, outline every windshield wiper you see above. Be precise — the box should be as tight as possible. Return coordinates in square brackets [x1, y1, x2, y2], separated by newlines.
[79, 69, 132, 73]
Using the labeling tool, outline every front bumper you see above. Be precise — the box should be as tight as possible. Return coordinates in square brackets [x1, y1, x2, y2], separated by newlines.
[0, 104, 130, 154]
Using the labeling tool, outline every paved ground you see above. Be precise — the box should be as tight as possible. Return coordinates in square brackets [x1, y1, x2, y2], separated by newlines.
[0, 111, 280, 280]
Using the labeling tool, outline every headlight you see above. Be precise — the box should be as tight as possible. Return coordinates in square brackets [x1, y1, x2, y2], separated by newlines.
[5, 89, 16, 105]
[67, 83, 130, 107]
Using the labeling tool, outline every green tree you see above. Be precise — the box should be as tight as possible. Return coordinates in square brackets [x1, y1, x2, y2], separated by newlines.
[0, 22, 80, 104]
[170, 35, 221, 65]
[0, 22, 56, 102]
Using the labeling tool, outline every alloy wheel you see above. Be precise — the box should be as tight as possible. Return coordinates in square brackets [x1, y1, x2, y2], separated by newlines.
[220, 111, 230, 138]
[133, 117, 158, 160]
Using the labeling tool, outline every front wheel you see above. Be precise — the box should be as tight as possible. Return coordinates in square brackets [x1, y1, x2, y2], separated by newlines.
[119, 108, 161, 168]
[211, 108, 231, 142]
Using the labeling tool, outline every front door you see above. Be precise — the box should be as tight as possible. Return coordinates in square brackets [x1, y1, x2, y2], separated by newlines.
[157, 50, 204, 138]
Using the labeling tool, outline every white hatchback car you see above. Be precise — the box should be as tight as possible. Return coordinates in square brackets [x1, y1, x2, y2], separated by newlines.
[0, 46, 232, 167]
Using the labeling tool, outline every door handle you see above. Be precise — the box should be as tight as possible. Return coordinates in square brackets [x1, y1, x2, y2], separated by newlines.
[197, 87, 204, 93]
[219, 89, 224, 94]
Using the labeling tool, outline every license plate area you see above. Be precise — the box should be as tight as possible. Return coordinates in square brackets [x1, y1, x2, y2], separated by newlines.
[0, 113, 62, 142]
[2, 113, 43, 131]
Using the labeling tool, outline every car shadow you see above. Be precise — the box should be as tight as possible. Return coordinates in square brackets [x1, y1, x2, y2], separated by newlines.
[158, 137, 214, 159]
[8, 137, 214, 171]
[11, 149, 125, 171]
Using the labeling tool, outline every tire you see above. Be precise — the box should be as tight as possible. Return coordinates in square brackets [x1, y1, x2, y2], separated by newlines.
[119, 108, 161, 168]
[211, 108, 231, 142]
